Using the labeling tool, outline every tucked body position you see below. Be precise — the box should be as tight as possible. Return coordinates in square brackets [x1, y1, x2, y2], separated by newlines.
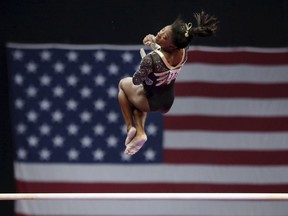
[118, 11, 218, 155]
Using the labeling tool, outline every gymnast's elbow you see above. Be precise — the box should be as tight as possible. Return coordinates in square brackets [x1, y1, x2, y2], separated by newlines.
[132, 76, 142, 85]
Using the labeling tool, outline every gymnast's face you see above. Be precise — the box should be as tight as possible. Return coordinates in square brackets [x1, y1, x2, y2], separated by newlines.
[155, 25, 176, 49]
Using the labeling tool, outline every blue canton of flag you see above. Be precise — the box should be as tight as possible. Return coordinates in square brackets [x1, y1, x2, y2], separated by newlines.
[8, 44, 163, 164]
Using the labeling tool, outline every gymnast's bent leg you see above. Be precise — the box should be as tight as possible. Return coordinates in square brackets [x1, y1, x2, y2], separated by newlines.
[125, 109, 147, 155]
[118, 79, 136, 144]
[118, 77, 149, 154]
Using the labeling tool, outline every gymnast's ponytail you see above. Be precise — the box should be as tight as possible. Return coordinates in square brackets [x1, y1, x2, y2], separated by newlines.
[171, 11, 218, 49]
[190, 11, 218, 37]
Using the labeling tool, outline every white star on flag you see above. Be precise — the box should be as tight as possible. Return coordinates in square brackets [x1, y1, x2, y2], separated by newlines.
[94, 50, 106, 61]
[13, 50, 24, 60]
[67, 51, 78, 62]
[26, 62, 37, 72]
[53, 62, 65, 73]
[40, 50, 52, 61]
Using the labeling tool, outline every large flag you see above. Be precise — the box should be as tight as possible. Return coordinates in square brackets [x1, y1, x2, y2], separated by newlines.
[7, 43, 288, 216]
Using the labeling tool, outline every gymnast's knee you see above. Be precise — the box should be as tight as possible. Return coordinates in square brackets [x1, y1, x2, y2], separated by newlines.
[118, 77, 132, 89]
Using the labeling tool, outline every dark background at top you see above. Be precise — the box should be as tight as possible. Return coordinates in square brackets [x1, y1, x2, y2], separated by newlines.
[0, 0, 288, 215]
[1, 0, 288, 46]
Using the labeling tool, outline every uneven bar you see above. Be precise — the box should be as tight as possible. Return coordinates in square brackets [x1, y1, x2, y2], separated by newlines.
[0, 193, 288, 200]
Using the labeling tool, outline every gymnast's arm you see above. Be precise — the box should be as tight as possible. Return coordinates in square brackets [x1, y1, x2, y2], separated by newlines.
[132, 55, 153, 85]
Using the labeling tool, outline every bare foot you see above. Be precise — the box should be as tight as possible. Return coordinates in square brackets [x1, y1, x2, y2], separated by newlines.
[125, 127, 137, 146]
[125, 134, 147, 155]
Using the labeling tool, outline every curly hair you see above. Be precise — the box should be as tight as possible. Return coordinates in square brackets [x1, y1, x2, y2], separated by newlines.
[171, 11, 218, 49]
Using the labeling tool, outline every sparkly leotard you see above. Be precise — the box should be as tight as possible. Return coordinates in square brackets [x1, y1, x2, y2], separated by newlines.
[132, 48, 187, 113]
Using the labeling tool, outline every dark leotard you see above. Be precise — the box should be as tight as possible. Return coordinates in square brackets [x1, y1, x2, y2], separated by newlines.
[132, 48, 187, 113]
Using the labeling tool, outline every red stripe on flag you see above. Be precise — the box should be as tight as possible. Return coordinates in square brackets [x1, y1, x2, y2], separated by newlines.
[187, 50, 288, 64]
[16, 181, 288, 193]
[164, 149, 288, 165]
[175, 82, 288, 98]
[164, 116, 288, 131]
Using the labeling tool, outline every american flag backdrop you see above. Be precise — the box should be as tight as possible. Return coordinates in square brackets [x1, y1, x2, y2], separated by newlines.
[7, 43, 288, 216]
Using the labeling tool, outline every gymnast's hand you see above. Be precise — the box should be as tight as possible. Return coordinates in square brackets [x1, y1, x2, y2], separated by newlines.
[143, 34, 155, 46]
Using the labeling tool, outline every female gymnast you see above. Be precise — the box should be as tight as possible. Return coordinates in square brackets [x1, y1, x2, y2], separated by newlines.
[118, 11, 218, 155]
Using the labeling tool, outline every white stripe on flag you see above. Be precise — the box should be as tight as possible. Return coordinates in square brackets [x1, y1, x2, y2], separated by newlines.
[7, 43, 288, 52]
[178, 64, 288, 83]
[168, 98, 288, 116]
[15, 163, 288, 184]
[16, 199, 288, 216]
[164, 131, 288, 150]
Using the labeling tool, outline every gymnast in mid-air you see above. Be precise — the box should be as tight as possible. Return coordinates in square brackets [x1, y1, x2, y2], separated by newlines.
[118, 11, 218, 155]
